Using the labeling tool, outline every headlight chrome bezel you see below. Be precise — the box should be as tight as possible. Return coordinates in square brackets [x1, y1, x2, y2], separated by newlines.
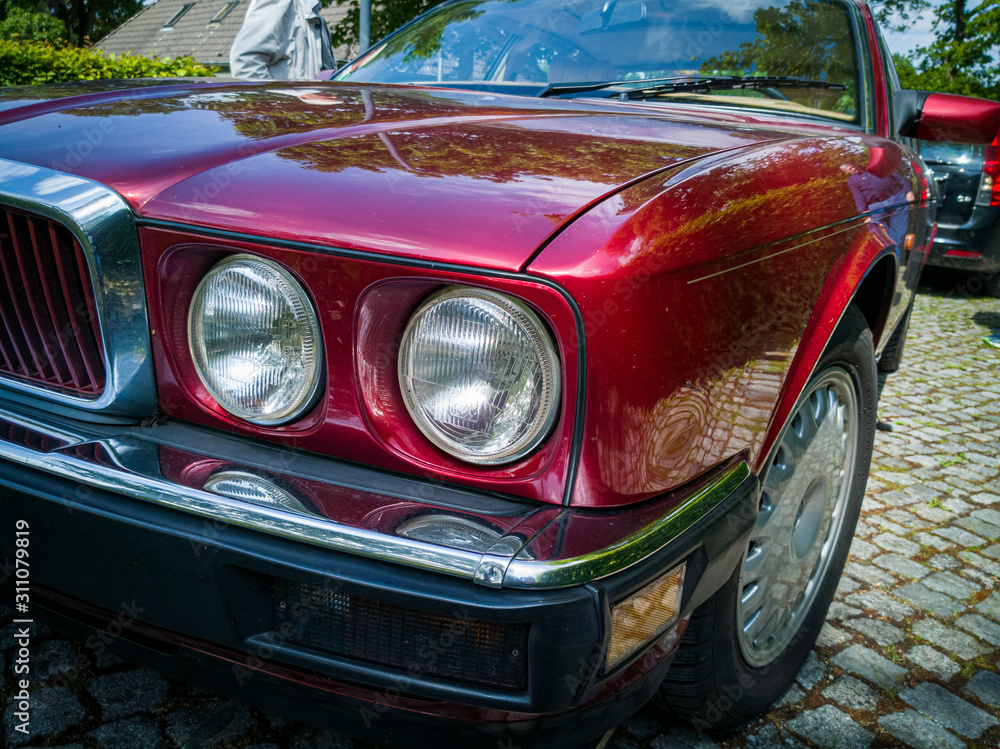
[397, 286, 562, 466]
[188, 254, 324, 427]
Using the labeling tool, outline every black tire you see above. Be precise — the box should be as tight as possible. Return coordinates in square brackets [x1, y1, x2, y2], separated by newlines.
[656, 304, 877, 731]
[984, 272, 1000, 299]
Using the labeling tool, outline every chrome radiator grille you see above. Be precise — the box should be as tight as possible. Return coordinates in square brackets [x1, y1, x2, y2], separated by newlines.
[0, 206, 106, 397]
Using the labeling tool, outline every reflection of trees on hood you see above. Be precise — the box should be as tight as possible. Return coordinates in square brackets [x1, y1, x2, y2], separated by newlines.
[279, 124, 707, 184]
[702, 0, 857, 83]
[43, 81, 764, 185]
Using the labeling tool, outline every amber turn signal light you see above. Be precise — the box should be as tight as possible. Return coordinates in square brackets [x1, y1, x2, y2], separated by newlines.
[606, 563, 685, 671]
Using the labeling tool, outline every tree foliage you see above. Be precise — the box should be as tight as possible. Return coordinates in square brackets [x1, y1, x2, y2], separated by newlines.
[327, 0, 443, 53]
[0, 38, 217, 84]
[0, 0, 141, 46]
[0, 6, 66, 43]
[872, 0, 999, 98]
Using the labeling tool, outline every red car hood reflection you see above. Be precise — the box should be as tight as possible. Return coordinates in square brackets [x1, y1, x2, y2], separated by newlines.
[0, 80, 791, 270]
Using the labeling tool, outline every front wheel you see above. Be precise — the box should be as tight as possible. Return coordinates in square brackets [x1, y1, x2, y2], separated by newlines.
[656, 304, 877, 729]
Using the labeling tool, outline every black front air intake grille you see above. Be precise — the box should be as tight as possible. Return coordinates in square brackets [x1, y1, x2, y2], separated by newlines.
[275, 579, 528, 690]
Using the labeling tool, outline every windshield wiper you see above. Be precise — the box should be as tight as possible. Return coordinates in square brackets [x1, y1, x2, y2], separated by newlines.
[617, 76, 847, 101]
[539, 76, 698, 98]
[540, 75, 846, 100]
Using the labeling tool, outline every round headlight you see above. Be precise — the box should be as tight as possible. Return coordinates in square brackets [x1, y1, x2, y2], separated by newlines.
[398, 287, 560, 465]
[189, 255, 322, 425]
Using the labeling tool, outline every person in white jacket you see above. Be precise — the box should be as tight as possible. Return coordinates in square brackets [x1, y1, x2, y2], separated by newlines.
[230, 0, 337, 80]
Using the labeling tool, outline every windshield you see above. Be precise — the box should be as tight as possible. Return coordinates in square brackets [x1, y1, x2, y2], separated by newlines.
[337, 0, 862, 123]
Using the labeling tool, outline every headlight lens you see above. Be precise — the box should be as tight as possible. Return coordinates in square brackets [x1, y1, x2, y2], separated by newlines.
[398, 287, 560, 465]
[189, 255, 322, 425]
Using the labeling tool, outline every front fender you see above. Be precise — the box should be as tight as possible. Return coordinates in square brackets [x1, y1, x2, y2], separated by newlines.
[528, 136, 921, 508]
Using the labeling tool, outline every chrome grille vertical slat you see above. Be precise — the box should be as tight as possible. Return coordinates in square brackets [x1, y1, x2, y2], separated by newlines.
[0, 157, 156, 418]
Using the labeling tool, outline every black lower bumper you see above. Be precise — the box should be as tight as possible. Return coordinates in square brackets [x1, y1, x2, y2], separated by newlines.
[0, 446, 756, 748]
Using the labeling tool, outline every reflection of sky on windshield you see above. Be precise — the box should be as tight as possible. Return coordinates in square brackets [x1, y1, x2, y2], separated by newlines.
[688, 0, 792, 24]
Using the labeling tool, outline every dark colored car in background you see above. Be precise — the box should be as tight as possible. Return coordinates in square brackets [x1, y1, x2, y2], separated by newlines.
[920, 136, 1000, 295]
[0, 1, 999, 747]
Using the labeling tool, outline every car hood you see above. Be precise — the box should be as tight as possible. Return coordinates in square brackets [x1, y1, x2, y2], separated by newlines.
[0, 80, 793, 271]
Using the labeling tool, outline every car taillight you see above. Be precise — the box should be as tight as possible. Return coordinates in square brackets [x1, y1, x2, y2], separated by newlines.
[977, 133, 1000, 207]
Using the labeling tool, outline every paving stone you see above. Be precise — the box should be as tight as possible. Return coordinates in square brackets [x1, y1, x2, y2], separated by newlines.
[831, 644, 907, 690]
[964, 670, 1000, 709]
[827, 602, 863, 620]
[649, 726, 718, 749]
[836, 576, 860, 595]
[847, 538, 879, 560]
[795, 650, 826, 690]
[912, 617, 990, 660]
[816, 623, 851, 648]
[91, 716, 163, 749]
[973, 508, 1000, 526]
[883, 510, 925, 529]
[621, 709, 660, 739]
[32, 640, 78, 682]
[905, 644, 960, 680]
[785, 704, 873, 749]
[974, 592, 1000, 621]
[878, 710, 965, 749]
[901, 682, 998, 738]
[861, 497, 885, 512]
[921, 571, 981, 600]
[0, 620, 47, 650]
[894, 583, 964, 616]
[869, 517, 910, 535]
[881, 490, 919, 507]
[872, 553, 930, 579]
[940, 496, 974, 514]
[775, 683, 806, 708]
[970, 491, 999, 505]
[822, 675, 880, 711]
[844, 617, 904, 647]
[165, 700, 255, 748]
[927, 553, 961, 569]
[844, 591, 914, 622]
[912, 503, 956, 524]
[3, 686, 86, 747]
[872, 532, 921, 555]
[913, 532, 958, 551]
[89, 669, 170, 721]
[934, 526, 988, 548]
[956, 516, 1000, 540]
[746, 724, 808, 749]
[842, 561, 896, 588]
[956, 613, 1000, 647]
[982, 543, 1000, 560]
[288, 727, 354, 749]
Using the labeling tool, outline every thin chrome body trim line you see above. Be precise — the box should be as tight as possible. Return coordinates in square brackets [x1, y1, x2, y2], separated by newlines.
[0, 404, 748, 589]
[0, 158, 156, 418]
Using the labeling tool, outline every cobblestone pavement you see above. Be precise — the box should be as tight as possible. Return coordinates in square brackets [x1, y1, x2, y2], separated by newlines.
[1, 270, 998, 748]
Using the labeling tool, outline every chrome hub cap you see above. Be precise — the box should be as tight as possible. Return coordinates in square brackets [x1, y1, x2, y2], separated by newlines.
[737, 367, 858, 668]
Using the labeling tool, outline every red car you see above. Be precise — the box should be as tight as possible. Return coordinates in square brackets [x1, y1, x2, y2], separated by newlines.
[0, 0, 997, 746]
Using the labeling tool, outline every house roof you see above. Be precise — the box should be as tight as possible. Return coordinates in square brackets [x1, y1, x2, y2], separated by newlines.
[95, 0, 356, 70]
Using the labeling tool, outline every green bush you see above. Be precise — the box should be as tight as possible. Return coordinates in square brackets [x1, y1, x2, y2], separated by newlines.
[0, 8, 67, 45]
[0, 39, 218, 85]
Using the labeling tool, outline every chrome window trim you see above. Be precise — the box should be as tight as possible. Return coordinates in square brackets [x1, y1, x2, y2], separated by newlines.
[0, 402, 749, 590]
[0, 158, 156, 418]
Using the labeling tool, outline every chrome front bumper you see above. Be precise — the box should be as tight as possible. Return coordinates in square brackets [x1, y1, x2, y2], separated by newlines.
[0, 399, 751, 591]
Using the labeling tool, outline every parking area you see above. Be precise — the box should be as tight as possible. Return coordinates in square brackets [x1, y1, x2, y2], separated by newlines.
[1, 270, 999, 749]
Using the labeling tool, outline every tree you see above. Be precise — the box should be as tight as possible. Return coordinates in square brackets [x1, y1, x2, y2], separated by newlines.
[0, 6, 66, 43]
[0, 0, 141, 46]
[327, 0, 443, 52]
[871, 0, 1000, 97]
